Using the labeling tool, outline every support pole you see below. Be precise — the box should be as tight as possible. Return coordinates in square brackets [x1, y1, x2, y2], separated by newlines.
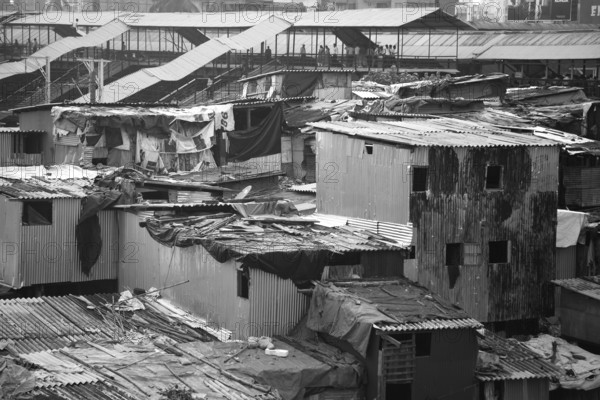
[45, 57, 51, 104]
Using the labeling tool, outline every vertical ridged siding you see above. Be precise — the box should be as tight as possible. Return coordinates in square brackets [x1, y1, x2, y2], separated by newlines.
[316, 132, 428, 224]
[20, 199, 118, 286]
[411, 146, 559, 322]
[249, 268, 309, 337]
[117, 211, 250, 338]
[0, 134, 13, 166]
[0, 198, 21, 287]
[556, 246, 577, 280]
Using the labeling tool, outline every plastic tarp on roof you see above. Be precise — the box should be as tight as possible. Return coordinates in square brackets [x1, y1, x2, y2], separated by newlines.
[78, 17, 292, 103]
[0, 19, 129, 81]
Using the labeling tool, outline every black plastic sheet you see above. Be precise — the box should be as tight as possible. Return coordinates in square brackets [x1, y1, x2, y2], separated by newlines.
[227, 103, 283, 162]
[76, 191, 121, 275]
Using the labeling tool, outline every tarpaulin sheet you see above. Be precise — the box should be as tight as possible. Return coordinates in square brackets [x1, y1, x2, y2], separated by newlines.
[557, 209, 588, 248]
[281, 73, 321, 98]
[524, 334, 600, 391]
[227, 103, 283, 162]
[144, 219, 197, 248]
[200, 239, 331, 283]
[178, 337, 362, 400]
[306, 283, 395, 357]
[76, 190, 121, 275]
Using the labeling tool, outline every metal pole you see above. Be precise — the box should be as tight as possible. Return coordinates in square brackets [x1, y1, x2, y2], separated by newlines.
[45, 57, 51, 104]
[98, 60, 104, 102]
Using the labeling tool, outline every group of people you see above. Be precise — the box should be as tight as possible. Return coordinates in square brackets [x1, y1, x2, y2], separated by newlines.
[10, 38, 38, 57]
[345, 44, 398, 68]
[315, 43, 340, 67]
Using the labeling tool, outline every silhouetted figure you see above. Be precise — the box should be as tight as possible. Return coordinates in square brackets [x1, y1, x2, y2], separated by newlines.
[265, 46, 272, 62]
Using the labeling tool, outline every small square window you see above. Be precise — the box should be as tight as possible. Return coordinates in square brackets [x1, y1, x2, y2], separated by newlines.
[412, 167, 428, 192]
[22, 201, 52, 226]
[489, 241, 509, 264]
[446, 243, 462, 267]
[485, 165, 503, 190]
[237, 266, 249, 299]
[364, 142, 373, 155]
[415, 332, 432, 357]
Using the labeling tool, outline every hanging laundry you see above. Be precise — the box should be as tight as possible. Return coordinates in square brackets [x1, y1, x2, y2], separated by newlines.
[169, 121, 215, 154]
[211, 104, 235, 131]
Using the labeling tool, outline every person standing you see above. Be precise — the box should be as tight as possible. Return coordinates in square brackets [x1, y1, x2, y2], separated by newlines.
[332, 43, 338, 66]
[300, 44, 306, 60]
[317, 45, 324, 66]
[324, 45, 331, 68]
[32, 38, 38, 54]
[265, 46, 272, 62]
[345, 44, 354, 67]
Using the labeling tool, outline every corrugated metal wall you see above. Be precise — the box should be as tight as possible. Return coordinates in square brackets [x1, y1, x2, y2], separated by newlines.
[117, 211, 250, 338]
[248, 268, 310, 337]
[0, 199, 21, 287]
[503, 378, 549, 400]
[19, 199, 118, 286]
[18, 110, 53, 164]
[0, 133, 13, 166]
[556, 246, 577, 279]
[412, 146, 559, 322]
[316, 132, 428, 224]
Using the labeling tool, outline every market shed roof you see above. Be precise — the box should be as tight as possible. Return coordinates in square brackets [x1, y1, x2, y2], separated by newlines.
[476, 329, 562, 381]
[308, 119, 560, 148]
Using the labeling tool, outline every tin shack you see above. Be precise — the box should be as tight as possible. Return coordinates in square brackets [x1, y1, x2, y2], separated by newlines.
[306, 279, 482, 400]
[116, 208, 410, 340]
[309, 119, 560, 324]
[0, 167, 118, 290]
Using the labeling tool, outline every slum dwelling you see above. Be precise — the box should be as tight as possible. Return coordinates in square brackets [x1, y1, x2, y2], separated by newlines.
[115, 204, 411, 340]
[309, 118, 560, 325]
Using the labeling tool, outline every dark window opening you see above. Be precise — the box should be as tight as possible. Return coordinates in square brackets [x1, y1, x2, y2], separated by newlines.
[407, 246, 416, 260]
[412, 167, 428, 192]
[233, 108, 249, 131]
[23, 134, 42, 154]
[415, 332, 432, 357]
[489, 241, 509, 264]
[386, 383, 411, 400]
[446, 243, 462, 266]
[329, 252, 361, 266]
[237, 266, 249, 299]
[139, 190, 169, 201]
[485, 165, 503, 190]
[364, 142, 373, 155]
[379, 333, 412, 350]
[22, 201, 52, 226]
[91, 157, 108, 166]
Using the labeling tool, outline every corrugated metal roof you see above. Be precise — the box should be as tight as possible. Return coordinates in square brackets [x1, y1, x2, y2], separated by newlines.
[77, 17, 292, 103]
[328, 279, 482, 331]
[308, 119, 560, 148]
[374, 318, 482, 332]
[9, 8, 472, 30]
[552, 276, 600, 301]
[476, 329, 562, 381]
[0, 176, 92, 199]
[475, 31, 600, 60]
[470, 21, 600, 31]
[289, 183, 317, 193]
[0, 20, 129, 81]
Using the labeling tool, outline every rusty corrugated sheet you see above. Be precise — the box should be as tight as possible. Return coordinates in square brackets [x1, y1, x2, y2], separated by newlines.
[411, 146, 558, 322]
[248, 268, 309, 337]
